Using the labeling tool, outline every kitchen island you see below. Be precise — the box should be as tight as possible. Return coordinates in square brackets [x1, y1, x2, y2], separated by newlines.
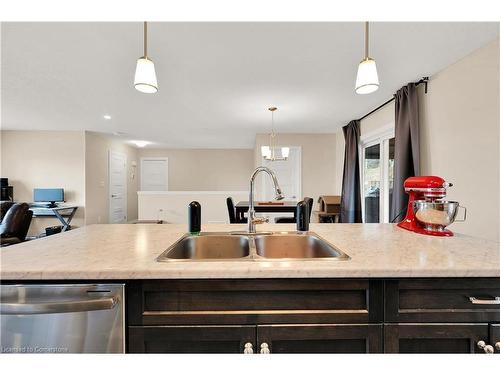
[1, 223, 499, 279]
[1, 223, 500, 354]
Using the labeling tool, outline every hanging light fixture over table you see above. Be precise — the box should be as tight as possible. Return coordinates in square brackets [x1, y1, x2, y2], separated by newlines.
[261, 107, 289, 161]
[355, 21, 379, 94]
[134, 22, 158, 93]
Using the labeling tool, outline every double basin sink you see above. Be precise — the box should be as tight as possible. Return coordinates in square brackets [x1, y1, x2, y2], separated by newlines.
[157, 231, 350, 261]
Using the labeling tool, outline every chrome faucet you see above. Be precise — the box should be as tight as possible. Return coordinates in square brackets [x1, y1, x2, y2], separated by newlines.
[248, 166, 284, 233]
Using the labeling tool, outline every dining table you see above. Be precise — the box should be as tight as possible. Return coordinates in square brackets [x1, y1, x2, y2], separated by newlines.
[234, 200, 298, 222]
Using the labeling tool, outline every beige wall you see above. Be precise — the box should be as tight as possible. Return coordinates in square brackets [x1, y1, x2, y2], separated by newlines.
[334, 38, 500, 241]
[254, 133, 337, 212]
[419, 38, 500, 241]
[137, 148, 254, 191]
[85, 131, 139, 224]
[0, 130, 86, 235]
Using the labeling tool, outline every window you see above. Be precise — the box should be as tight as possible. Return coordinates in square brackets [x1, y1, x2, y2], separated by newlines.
[360, 126, 395, 223]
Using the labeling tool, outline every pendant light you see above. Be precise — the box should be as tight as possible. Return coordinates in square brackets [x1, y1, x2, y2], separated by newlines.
[134, 22, 158, 94]
[261, 107, 289, 161]
[355, 22, 379, 95]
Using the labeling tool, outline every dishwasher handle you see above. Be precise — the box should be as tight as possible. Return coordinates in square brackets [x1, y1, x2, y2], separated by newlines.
[0, 295, 120, 315]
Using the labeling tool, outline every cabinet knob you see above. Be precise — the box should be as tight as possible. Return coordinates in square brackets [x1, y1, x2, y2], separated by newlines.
[243, 342, 253, 354]
[260, 342, 270, 354]
[477, 340, 494, 354]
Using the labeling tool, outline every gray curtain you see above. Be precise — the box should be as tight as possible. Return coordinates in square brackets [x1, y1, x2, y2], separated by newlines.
[340, 120, 362, 223]
[390, 83, 420, 222]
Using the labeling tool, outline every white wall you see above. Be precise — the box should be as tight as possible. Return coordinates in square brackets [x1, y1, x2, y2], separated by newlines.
[0, 130, 86, 235]
[138, 191, 248, 224]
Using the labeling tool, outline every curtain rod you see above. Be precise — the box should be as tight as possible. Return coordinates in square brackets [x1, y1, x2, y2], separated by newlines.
[356, 77, 429, 122]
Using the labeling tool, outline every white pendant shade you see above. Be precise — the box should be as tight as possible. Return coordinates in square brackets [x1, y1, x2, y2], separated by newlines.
[281, 147, 290, 158]
[355, 58, 379, 95]
[134, 57, 158, 94]
[261, 146, 271, 158]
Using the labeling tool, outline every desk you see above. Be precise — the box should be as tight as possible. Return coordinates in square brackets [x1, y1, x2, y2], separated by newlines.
[29, 205, 78, 232]
[235, 201, 297, 222]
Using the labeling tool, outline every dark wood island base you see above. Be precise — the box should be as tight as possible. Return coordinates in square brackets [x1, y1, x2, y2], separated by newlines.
[126, 278, 500, 354]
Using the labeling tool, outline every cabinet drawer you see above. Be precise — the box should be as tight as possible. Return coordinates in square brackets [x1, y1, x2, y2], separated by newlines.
[386, 279, 500, 322]
[128, 279, 383, 325]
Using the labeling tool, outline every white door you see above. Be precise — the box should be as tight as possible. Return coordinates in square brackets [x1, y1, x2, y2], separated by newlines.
[109, 150, 127, 223]
[140, 158, 168, 191]
[261, 146, 301, 201]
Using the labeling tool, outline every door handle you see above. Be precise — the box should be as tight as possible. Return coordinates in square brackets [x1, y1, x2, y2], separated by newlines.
[243, 342, 253, 354]
[111, 194, 118, 198]
[477, 340, 494, 354]
[0, 295, 119, 315]
[469, 296, 500, 305]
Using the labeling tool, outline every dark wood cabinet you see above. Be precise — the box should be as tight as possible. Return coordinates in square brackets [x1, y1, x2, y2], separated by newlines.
[489, 324, 500, 354]
[385, 278, 500, 323]
[128, 325, 256, 353]
[126, 278, 500, 354]
[257, 324, 383, 353]
[384, 324, 489, 353]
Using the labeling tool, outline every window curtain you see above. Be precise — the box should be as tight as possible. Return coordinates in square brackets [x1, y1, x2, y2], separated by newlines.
[340, 120, 362, 223]
[390, 82, 420, 222]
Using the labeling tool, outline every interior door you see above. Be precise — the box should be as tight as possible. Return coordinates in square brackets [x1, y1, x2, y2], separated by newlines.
[384, 323, 490, 353]
[108, 150, 127, 223]
[256, 324, 383, 353]
[140, 158, 168, 191]
[128, 325, 256, 353]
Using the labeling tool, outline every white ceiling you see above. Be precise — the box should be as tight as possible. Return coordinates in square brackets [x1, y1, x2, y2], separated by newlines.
[1, 22, 499, 148]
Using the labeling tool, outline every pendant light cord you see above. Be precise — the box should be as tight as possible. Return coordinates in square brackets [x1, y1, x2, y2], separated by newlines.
[364, 21, 369, 59]
[144, 21, 148, 58]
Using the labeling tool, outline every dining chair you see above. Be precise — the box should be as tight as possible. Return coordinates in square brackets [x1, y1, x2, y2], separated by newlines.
[226, 197, 247, 224]
[275, 197, 313, 223]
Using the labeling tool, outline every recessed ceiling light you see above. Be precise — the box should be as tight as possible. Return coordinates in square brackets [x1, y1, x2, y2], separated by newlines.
[131, 140, 150, 148]
[103, 114, 112, 120]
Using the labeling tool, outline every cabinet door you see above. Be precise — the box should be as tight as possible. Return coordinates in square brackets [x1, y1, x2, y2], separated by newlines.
[490, 324, 500, 354]
[384, 324, 489, 353]
[256, 324, 383, 353]
[128, 325, 256, 353]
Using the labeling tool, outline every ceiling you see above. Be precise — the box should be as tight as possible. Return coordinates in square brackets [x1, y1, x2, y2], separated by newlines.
[1, 22, 499, 148]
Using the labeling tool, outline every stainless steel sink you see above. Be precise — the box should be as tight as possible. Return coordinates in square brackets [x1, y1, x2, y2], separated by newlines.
[157, 233, 250, 261]
[157, 231, 349, 262]
[254, 232, 349, 260]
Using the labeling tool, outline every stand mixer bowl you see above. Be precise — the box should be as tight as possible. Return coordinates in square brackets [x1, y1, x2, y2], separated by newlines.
[413, 200, 463, 232]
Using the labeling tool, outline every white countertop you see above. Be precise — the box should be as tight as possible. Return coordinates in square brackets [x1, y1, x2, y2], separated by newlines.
[1, 223, 499, 280]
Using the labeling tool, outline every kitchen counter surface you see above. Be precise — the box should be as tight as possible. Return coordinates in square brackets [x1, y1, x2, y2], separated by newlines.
[1, 223, 499, 280]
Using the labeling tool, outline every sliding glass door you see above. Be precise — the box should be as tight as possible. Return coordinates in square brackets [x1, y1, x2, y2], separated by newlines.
[360, 132, 395, 223]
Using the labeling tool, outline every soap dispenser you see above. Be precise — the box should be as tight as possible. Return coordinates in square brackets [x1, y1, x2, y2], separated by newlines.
[296, 200, 310, 232]
[188, 201, 201, 234]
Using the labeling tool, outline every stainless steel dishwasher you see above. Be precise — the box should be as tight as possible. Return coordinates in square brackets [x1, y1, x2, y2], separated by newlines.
[0, 284, 125, 353]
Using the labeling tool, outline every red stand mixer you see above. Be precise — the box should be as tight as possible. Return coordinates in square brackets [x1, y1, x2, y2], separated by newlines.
[397, 176, 466, 237]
